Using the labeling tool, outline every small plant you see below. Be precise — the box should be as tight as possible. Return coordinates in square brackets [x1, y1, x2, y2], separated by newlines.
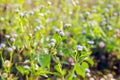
[0, 0, 120, 80]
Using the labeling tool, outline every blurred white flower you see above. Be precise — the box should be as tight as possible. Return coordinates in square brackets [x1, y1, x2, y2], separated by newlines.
[35, 19, 41, 24]
[5, 35, 10, 39]
[99, 41, 105, 48]
[84, 3, 88, 7]
[85, 12, 90, 15]
[76, 45, 83, 51]
[7, 47, 13, 52]
[86, 73, 91, 77]
[107, 73, 113, 78]
[35, 64, 39, 70]
[107, 4, 113, 8]
[73, 73, 77, 78]
[104, 8, 109, 12]
[29, 33, 32, 37]
[113, 12, 118, 16]
[64, 23, 71, 27]
[69, 10, 73, 14]
[10, 38, 15, 42]
[65, 31, 70, 37]
[12, 46, 16, 50]
[24, 60, 30, 63]
[29, 10, 34, 15]
[4, 60, 10, 67]
[89, 77, 95, 80]
[43, 48, 49, 54]
[0, 43, 6, 49]
[11, 33, 18, 37]
[50, 39, 56, 43]
[59, 31, 65, 36]
[2, 73, 7, 78]
[47, 1, 52, 5]
[100, 77, 105, 80]
[87, 40, 94, 45]
[85, 68, 91, 73]
[19, 12, 24, 17]
[89, 21, 94, 26]
[92, 9, 97, 13]
[92, 6, 96, 9]
[34, 26, 41, 31]
[82, 31, 86, 34]
[55, 28, 60, 33]
[107, 25, 112, 30]
[15, 9, 20, 13]
[24, 65, 30, 69]
[49, 42, 55, 47]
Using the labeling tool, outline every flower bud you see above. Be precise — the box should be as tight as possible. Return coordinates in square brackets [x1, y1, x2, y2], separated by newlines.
[49, 42, 55, 47]
[59, 31, 65, 36]
[76, 45, 83, 51]
[4, 60, 10, 68]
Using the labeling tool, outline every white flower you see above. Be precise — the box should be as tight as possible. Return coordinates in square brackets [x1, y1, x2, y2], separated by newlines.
[11, 33, 18, 37]
[19, 12, 24, 17]
[86, 73, 91, 77]
[2, 73, 7, 78]
[113, 12, 118, 16]
[47, 1, 52, 5]
[107, 4, 113, 8]
[82, 31, 86, 34]
[99, 41, 105, 48]
[89, 77, 95, 80]
[85, 12, 90, 15]
[87, 40, 94, 45]
[0, 43, 6, 49]
[76, 45, 83, 51]
[43, 48, 49, 54]
[4, 60, 10, 67]
[29, 33, 32, 37]
[35, 19, 41, 24]
[50, 39, 56, 43]
[104, 8, 109, 12]
[10, 38, 15, 42]
[49, 42, 55, 47]
[35, 64, 39, 70]
[89, 21, 94, 26]
[59, 31, 65, 36]
[12, 46, 16, 50]
[107, 73, 113, 78]
[29, 10, 34, 15]
[15, 9, 20, 13]
[64, 23, 71, 27]
[7, 47, 13, 52]
[85, 68, 91, 73]
[55, 28, 60, 33]
[100, 78, 105, 80]
[24, 60, 30, 63]
[107, 25, 112, 30]
[73, 73, 77, 78]
[24, 65, 30, 69]
[5, 35, 10, 39]
[34, 26, 41, 31]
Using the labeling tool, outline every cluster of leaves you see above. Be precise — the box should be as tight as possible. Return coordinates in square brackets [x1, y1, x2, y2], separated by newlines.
[0, 0, 120, 80]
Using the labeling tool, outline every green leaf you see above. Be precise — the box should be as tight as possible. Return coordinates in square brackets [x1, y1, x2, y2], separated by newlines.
[87, 58, 94, 66]
[16, 66, 29, 75]
[54, 64, 62, 73]
[81, 62, 89, 69]
[52, 72, 62, 77]
[75, 63, 85, 78]
[39, 54, 50, 68]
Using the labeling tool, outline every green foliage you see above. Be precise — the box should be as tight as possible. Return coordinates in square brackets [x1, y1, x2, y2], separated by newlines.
[0, 0, 120, 79]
